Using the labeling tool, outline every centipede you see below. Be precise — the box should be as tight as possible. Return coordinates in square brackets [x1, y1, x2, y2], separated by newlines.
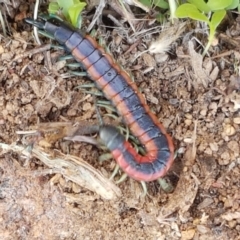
[25, 16, 175, 182]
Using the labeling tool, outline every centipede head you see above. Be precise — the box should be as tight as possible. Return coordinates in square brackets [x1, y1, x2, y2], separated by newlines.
[99, 125, 125, 151]
[24, 17, 46, 29]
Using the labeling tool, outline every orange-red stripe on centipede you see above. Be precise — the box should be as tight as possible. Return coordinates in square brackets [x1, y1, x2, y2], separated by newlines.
[25, 16, 175, 182]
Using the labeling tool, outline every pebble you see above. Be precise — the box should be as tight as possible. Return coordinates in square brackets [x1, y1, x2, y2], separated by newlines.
[222, 123, 236, 136]
[233, 117, 240, 124]
[209, 142, 219, 152]
[181, 229, 195, 240]
[0, 45, 4, 54]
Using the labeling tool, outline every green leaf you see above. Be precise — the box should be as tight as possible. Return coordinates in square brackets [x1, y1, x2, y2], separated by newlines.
[153, 0, 169, 9]
[139, 0, 151, 7]
[210, 9, 226, 30]
[155, 12, 165, 22]
[175, 3, 210, 23]
[187, 0, 211, 13]
[57, 0, 74, 17]
[68, 2, 86, 26]
[226, 0, 239, 10]
[207, 0, 232, 11]
[140, 0, 169, 9]
[48, 2, 60, 14]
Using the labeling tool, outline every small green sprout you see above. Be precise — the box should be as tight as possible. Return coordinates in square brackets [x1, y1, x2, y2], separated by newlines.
[140, 0, 169, 9]
[139, 0, 170, 22]
[48, 0, 86, 27]
[175, 0, 238, 56]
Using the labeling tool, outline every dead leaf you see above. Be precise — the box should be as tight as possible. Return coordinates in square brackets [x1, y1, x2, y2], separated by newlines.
[188, 41, 210, 88]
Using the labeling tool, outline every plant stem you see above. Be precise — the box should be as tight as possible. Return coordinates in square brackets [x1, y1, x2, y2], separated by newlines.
[168, 0, 178, 23]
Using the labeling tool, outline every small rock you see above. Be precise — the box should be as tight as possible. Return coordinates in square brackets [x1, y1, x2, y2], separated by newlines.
[197, 225, 210, 234]
[181, 229, 195, 240]
[219, 151, 231, 165]
[223, 123, 236, 136]
[227, 141, 239, 156]
[233, 117, 240, 124]
[200, 108, 207, 116]
[1, 52, 14, 61]
[209, 142, 219, 152]
[82, 102, 92, 111]
[0, 45, 4, 54]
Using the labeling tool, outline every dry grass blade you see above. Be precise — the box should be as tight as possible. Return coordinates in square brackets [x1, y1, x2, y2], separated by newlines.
[0, 143, 122, 200]
[123, 0, 150, 12]
[0, 8, 6, 36]
[108, 0, 137, 32]
[9, 43, 51, 65]
[87, 0, 106, 32]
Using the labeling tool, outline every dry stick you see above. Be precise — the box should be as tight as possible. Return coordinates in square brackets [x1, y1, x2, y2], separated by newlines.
[108, 0, 136, 33]
[87, 0, 106, 32]
[219, 33, 240, 49]
[8, 44, 51, 65]
[210, 50, 234, 59]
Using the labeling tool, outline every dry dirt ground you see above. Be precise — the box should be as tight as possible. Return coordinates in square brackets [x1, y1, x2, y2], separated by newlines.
[0, 1, 240, 240]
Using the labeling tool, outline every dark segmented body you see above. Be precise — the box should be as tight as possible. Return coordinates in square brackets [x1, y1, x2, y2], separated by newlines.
[25, 17, 174, 181]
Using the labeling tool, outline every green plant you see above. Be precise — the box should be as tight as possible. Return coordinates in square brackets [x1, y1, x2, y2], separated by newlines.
[140, 0, 169, 9]
[175, 0, 239, 56]
[48, 0, 86, 27]
[139, 0, 171, 22]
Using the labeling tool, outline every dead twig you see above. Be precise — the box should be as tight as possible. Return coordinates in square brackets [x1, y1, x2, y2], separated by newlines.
[9, 43, 51, 65]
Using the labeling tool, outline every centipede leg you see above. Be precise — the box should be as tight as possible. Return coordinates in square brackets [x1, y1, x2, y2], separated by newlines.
[158, 178, 174, 193]
[98, 152, 113, 162]
[115, 173, 128, 184]
[66, 62, 83, 68]
[140, 181, 148, 197]
[37, 29, 55, 40]
[96, 102, 116, 112]
[59, 55, 75, 61]
[69, 70, 88, 77]
[109, 164, 120, 180]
